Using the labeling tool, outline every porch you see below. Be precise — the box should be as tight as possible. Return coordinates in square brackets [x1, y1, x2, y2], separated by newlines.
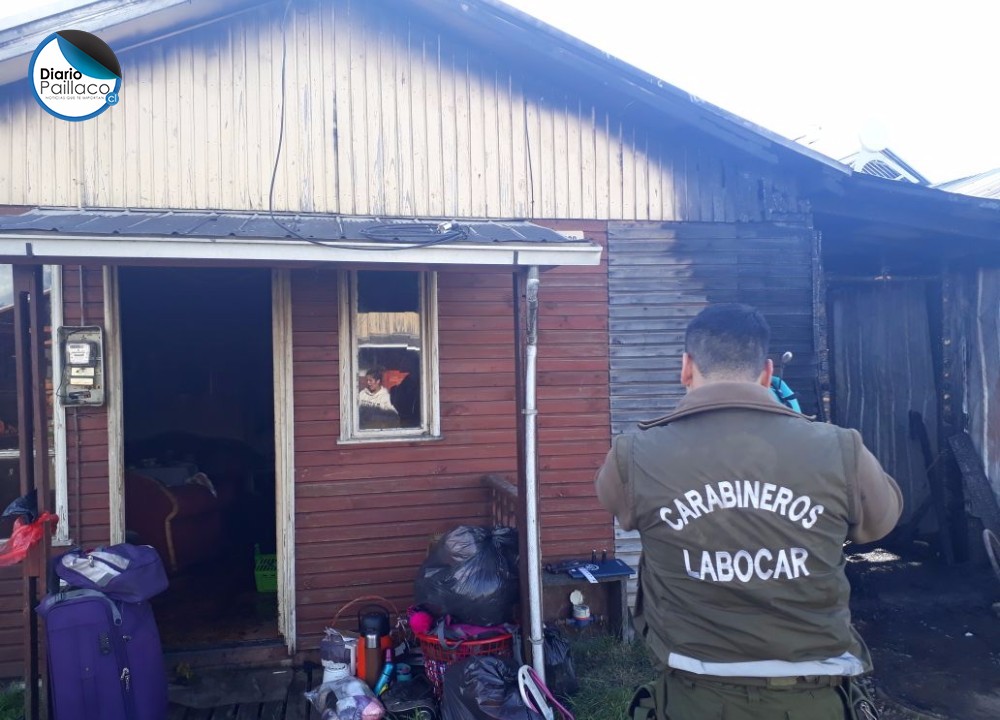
[166, 666, 313, 720]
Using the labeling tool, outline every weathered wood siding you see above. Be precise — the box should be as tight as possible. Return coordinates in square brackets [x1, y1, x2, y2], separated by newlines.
[606, 221, 818, 596]
[829, 281, 938, 528]
[968, 269, 1000, 502]
[0, 265, 108, 680]
[291, 249, 609, 649]
[0, 0, 802, 222]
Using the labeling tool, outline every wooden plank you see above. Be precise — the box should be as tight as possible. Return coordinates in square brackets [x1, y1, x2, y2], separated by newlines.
[259, 700, 285, 720]
[453, 50, 472, 217]
[379, 25, 400, 215]
[621, 124, 635, 219]
[350, 5, 371, 214]
[236, 702, 262, 720]
[469, 57, 490, 216]
[949, 432, 1000, 535]
[538, 97, 556, 218]
[634, 131, 649, 221]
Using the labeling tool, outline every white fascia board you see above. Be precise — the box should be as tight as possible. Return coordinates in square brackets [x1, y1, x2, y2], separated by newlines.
[0, 233, 603, 266]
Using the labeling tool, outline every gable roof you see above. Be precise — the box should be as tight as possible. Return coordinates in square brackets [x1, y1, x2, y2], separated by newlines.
[0, 0, 849, 177]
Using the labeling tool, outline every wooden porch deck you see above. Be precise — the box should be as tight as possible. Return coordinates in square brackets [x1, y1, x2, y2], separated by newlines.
[166, 667, 313, 720]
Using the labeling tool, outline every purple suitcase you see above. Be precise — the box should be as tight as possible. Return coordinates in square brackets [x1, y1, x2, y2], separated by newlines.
[37, 589, 168, 720]
[55, 544, 169, 603]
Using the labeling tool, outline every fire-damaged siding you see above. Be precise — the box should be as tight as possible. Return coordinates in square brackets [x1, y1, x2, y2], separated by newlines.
[290, 246, 609, 649]
[0, 265, 108, 680]
[0, 0, 804, 225]
[606, 221, 819, 596]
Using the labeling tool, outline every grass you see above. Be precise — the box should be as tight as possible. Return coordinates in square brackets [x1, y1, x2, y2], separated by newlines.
[0, 683, 23, 720]
[567, 635, 656, 720]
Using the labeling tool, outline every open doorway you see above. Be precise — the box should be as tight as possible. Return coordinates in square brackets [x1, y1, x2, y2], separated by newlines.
[119, 268, 278, 649]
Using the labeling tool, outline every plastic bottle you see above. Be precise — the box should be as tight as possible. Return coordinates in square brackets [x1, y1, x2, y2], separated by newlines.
[373, 649, 394, 695]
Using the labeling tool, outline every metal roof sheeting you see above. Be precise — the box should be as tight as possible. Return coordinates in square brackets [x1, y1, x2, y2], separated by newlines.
[0, 207, 584, 246]
[935, 169, 1000, 200]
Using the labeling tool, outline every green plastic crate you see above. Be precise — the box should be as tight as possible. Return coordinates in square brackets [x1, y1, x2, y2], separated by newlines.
[254, 546, 277, 593]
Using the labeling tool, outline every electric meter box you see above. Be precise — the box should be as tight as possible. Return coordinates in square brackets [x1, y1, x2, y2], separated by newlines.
[58, 326, 105, 407]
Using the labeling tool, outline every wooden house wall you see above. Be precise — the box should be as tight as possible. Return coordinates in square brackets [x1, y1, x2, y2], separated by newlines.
[607, 220, 818, 594]
[967, 269, 1000, 500]
[0, 265, 108, 680]
[0, 0, 804, 224]
[291, 246, 609, 648]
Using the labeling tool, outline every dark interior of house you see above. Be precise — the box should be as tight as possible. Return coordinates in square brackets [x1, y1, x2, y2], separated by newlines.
[119, 267, 278, 649]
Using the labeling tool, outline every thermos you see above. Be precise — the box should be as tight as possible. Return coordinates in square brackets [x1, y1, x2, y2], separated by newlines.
[356, 604, 392, 684]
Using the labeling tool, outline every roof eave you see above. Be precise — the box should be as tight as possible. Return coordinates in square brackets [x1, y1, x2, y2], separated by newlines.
[0, 232, 603, 267]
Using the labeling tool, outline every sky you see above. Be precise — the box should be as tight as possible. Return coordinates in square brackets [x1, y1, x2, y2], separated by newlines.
[502, 0, 1000, 184]
[5, 0, 999, 183]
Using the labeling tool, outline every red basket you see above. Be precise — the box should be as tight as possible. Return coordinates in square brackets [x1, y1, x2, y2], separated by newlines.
[416, 631, 514, 697]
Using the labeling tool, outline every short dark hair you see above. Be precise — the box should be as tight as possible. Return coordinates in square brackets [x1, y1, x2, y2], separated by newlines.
[684, 304, 770, 379]
[365, 368, 383, 382]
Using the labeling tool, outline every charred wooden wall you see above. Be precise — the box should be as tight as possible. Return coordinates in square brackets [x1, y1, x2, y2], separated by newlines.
[828, 280, 939, 528]
[964, 269, 1000, 502]
[0, 0, 805, 226]
[290, 246, 610, 650]
[606, 220, 818, 593]
[607, 221, 818, 434]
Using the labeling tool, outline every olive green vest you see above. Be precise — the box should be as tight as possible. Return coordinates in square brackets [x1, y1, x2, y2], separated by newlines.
[625, 399, 871, 672]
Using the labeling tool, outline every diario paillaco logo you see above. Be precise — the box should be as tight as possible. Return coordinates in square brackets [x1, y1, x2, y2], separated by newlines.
[29, 30, 121, 121]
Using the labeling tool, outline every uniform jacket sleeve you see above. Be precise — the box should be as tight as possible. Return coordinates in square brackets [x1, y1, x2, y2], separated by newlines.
[845, 429, 904, 544]
[595, 434, 637, 531]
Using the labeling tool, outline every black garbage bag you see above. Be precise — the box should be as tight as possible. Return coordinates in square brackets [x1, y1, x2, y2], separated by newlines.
[414, 526, 519, 627]
[543, 625, 579, 699]
[441, 656, 543, 720]
[2, 489, 37, 523]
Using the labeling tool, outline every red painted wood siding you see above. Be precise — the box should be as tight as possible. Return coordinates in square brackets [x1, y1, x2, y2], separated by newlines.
[291, 239, 611, 648]
[292, 267, 515, 643]
[0, 265, 109, 680]
[536, 221, 612, 559]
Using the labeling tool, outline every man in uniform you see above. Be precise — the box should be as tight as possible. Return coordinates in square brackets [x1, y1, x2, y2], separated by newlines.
[596, 303, 902, 719]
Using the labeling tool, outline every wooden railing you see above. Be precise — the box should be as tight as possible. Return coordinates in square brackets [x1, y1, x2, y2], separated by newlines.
[482, 473, 518, 528]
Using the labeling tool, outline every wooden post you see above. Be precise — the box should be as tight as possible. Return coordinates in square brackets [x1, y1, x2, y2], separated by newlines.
[13, 264, 52, 720]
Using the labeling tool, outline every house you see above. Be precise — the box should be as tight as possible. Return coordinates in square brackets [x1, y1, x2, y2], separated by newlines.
[936, 168, 1000, 199]
[0, 0, 999, 697]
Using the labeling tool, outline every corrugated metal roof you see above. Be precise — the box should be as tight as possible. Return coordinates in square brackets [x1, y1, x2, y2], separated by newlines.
[935, 168, 1000, 200]
[0, 207, 584, 246]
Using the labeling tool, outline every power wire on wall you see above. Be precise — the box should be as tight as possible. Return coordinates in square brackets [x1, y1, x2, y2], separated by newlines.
[267, 1, 468, 251]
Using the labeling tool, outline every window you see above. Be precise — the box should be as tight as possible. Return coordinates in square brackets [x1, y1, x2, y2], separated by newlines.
[338, 270, 439, 441]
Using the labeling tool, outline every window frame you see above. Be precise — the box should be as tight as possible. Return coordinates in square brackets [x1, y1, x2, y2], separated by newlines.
[337, 269, 440, 443]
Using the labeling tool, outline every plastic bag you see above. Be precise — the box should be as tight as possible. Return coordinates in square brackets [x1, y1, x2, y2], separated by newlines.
[543, 625, 579, 699]
[414, 526, 519, 627]
[441, 656, 544, 720]
[382, 674, 439, 719]
[2, 489, 37, 523]
[0, 512, 57, 568]
[305, 674, 385, 720]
